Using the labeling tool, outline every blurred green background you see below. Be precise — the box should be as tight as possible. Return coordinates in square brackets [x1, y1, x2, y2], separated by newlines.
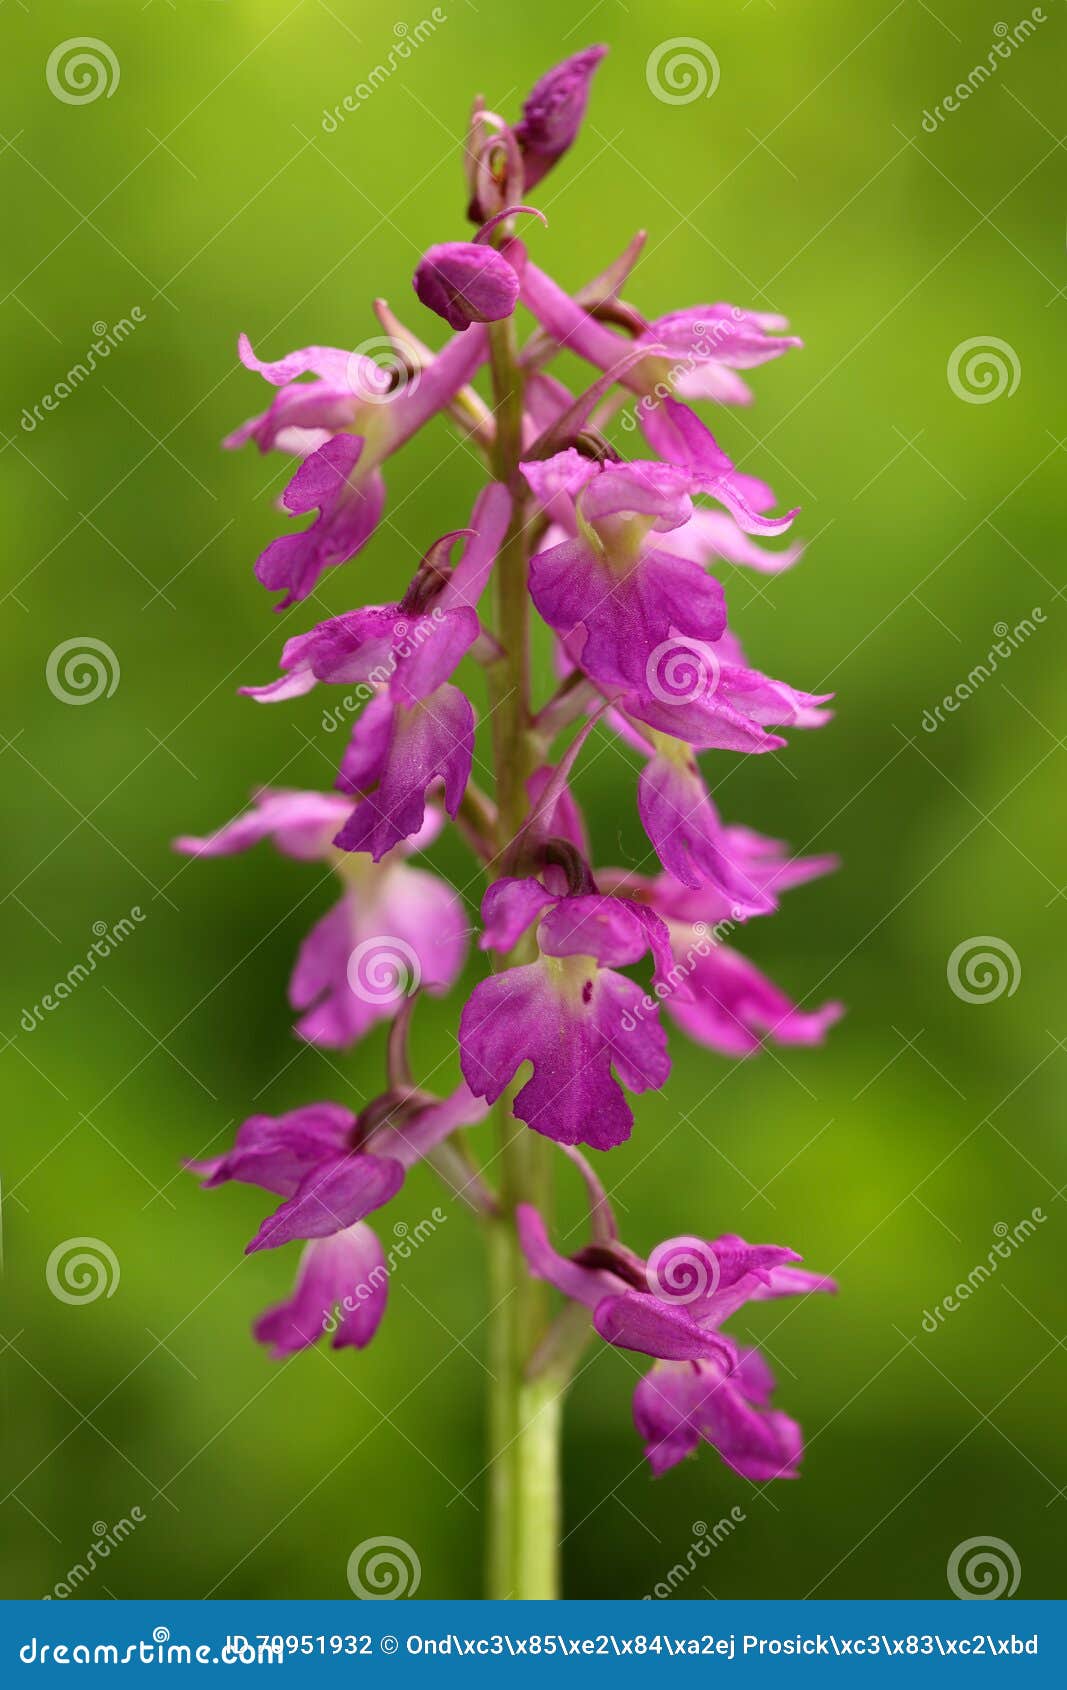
[2, 0, 1064, 1602]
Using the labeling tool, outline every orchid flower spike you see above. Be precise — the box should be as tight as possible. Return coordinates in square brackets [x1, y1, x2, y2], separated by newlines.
[186, 46, 842, 1592]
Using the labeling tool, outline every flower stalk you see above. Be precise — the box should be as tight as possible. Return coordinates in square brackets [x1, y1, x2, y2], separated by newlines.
[484, 311, 562, 1599]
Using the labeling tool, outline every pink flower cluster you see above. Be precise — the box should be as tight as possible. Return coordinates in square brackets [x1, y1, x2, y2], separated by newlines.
[179, 48, 840, 1485]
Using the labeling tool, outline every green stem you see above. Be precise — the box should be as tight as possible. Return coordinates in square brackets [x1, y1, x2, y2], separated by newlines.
[483, 314, 562, 1600]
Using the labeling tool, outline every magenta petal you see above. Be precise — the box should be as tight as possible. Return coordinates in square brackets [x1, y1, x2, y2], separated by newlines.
[459, 960, 667, 1151]
[335, 684, 474, 861]
[253, 1224, 386, 1359]
[414, 242, 520, 331]
[718, 665, 832, 730]
[291, 863, 467, 1050]
[392, 610, 481, 706]
[334, 690, 394, 794]
[480, 878, 557, 953]
[633, 1362, 704, 1475]
[633, 835, 837, 931]
[238, 335, 353, 388]
[594, 1290, 734, 1363]
[599, 970, 671, 1096]
[282, 431, 362, 515]
[230, 328, 488, 463]
[174, 788, 351, 863]
[332, 1226, 389, 1351]
[651, 304, 798, 362]
[537, 894, 680, 998]
[525, 764, 590, 856]
[621, 689, 785, 755]
[517, 1204, 620, 1308]
[641, 399, 799, 536]
[370, 1082, 489, 1171]
[692, 1376, 805, 1482]
[256, 436, 385, 608]
[666, 944, 844, 1057]
[632, 1356, 803, 1480]
[524, 371, 577, 433]
[227, 375, 362, 457]
[514, 46, 607, 188]
[676, 1238, 806, 1326]
[750, 1263, 840, 1302]
[519, 449, 600, 514]
[296, 608, 402, 686]
[638, 756, 775, 905]
[439, 483, 512, 612]
[536, 894, 649, 969]
[247, 1152, 405, 1252]
[529, 539, 726, 694]
[642, 306, 802, 409]
[709, 1233, 802, 1289]
[191, 1103, 355, 1197]
[290, 897, 377, 1048]
[733, 1345, 778, 1407]
[372, 864, 470, 994]
[387, 325, 490, 442]
[579, 461, 693, 533]
[279, 604, 480, 708]
[666, 507, 804, 575]
[519, 262, 630, 373]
